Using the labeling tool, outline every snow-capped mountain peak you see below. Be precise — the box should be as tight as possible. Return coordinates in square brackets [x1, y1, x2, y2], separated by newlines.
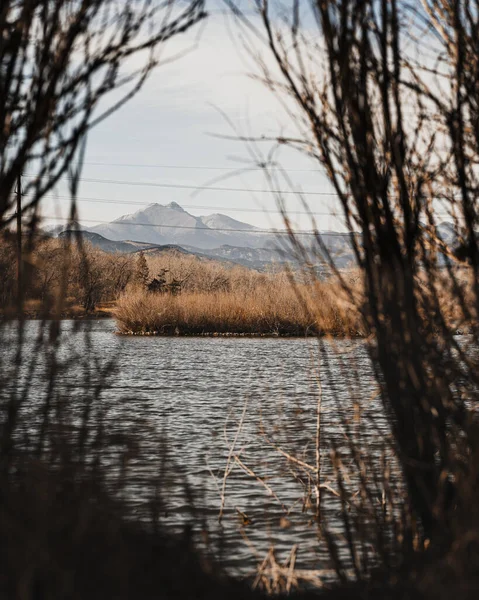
[89, 202, 267, 249]
[199, 213, 259, 231]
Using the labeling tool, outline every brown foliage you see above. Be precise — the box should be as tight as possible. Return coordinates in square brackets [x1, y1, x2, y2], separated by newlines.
[0, 0, 205, 229]
[114, 281, 363, 337]
[0, 235, 136, 314]
[115, 251, 365, 336]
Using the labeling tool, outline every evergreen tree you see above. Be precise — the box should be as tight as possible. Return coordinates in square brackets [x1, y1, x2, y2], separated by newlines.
[135, 251, 149, 289]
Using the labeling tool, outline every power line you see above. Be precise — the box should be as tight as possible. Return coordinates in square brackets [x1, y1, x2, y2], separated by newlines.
[77, 161, 323, 173]
[40, 194, 341, 216]
[43, 215, 350, 237]
[24, 174, 466, 204]
[24, 175, 340, 196]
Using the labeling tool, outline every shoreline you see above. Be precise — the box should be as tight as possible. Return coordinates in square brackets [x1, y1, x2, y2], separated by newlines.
[116, 329, 366, 338]
[3, 314, 473, 339]
[0, 305, 115, 321]
[1, 312, 114, 321]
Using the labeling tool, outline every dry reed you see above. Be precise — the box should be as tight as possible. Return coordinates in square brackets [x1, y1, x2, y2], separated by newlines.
[114, 276, 365, 337]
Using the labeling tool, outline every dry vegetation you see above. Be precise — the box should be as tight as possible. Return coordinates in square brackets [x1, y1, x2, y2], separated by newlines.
[116, 248, 476, 337]
[0, 232, 134, 317]
[3, 233, 474, 337]
[115, 280, 363, 337]
[0, 232, 365, 334]
[118, 249, 365, 336]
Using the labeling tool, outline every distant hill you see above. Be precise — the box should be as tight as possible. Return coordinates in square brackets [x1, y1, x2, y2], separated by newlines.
[54, 230, 314, 271]
[58, 231, 136, 253]
[56, 230, 267, 269]
[58, 230, 207, 259]
[183, 244, 298, 271]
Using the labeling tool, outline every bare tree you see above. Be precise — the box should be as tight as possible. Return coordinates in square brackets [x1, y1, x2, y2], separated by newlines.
[135, 251, 150, 289]
[0, 0, 206, 229]
[0, 231, 16, 305]
[225, 0, 479, 548]
[0, 0, 206, 554]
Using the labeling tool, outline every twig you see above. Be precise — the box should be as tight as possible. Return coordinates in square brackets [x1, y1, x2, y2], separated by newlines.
[262, 435, 316, 473]
[314, 364, 323, 522]
[233, 454, 289, 513]
[285, 544, 298, 593]
[218, 399, 248, 523]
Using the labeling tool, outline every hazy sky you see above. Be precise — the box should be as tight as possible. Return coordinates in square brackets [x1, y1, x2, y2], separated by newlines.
[42, 1, 344, 233]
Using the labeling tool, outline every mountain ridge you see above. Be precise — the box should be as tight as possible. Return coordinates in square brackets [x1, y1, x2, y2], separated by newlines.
[90, 202, 268, 249]
[48, 202, 457, 271]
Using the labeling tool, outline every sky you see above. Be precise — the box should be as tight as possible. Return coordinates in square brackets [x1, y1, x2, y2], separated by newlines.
[41, 0, 345, 234]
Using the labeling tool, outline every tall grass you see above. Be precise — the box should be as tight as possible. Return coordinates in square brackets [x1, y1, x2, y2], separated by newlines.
[114, 277, 365, 336]
[115, 256, 477, 337]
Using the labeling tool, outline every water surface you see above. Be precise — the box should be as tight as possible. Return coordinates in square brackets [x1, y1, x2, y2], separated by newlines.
[1, 319, 386, 575]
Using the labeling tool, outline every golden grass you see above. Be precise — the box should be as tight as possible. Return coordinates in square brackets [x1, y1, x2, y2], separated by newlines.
[114, 277, 366, 337]
[114, 257, 479, 337]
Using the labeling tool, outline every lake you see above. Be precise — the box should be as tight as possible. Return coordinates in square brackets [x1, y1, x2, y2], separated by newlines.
[0, 319, 391, 578]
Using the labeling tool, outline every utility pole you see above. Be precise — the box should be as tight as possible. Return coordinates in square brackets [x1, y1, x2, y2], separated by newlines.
[16, 174, 22, 306]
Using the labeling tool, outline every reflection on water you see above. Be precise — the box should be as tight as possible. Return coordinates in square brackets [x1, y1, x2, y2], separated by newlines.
[0, 319, 388, 575]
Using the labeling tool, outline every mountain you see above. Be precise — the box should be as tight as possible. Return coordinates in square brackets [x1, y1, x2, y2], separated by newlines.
[46, 210, 461, 272]
[182, 244, 296, 271]
[90, 202, 269, 250]
[199, 213, 257, 231]
[79, 201, 359, 267]
[58, 231, 138, 253]
[86, 201, 360, 265]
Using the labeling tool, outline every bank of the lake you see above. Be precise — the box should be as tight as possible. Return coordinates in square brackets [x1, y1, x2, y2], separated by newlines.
[116, 330, 365, 338]
[0, 300, 115, 321]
